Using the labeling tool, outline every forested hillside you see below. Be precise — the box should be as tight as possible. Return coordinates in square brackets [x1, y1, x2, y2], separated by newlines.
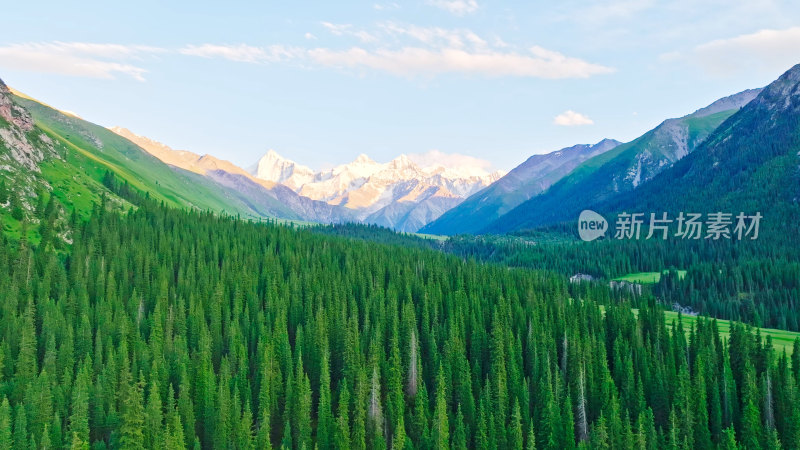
[598, 64, 800, 230]
[0, 178, 799, 449]
[485, 89, 761, 234]
[421, 139, 620, 236]
[445, 233, 800, 332]
[439, 64, 800, 338]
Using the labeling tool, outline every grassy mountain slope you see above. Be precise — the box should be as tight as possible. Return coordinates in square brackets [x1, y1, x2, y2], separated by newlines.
[12, 92, 259, 217]
[0, 79, 128, 242]
[597, 64, 800, 232]
[108, 126, 362, 224]
[420, 139, 620, 235]
[485, 89, 761, 234]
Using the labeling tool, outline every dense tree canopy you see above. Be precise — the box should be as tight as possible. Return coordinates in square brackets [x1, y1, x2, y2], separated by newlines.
[0, 185, 798, 449]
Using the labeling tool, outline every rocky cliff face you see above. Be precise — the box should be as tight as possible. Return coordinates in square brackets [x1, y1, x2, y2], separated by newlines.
[0, 79, 46, 172]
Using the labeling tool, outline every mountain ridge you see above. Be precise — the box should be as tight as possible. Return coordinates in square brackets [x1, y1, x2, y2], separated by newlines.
[595, 64, 800, 226]
[484, 88, 762, 234]
[108, 126, 356, 224]
[250, 148, 505, 231]
[420, 138, 621, 235]
[111, 127, 503, 231]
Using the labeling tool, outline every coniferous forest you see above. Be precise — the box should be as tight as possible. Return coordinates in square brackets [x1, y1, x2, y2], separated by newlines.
[444, 233, 800, 332]
[4, 2, 800, 446]
[0, 182, 798, 450]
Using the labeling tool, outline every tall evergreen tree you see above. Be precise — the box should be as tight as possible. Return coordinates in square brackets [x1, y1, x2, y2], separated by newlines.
[433, 365, 449, 449]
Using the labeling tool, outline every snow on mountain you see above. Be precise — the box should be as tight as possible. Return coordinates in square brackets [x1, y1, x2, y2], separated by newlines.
[108, 127, 355, 224]
[254, 149, 315, 190]
[109, 127, 260, 181]
[420, 138, 621, 236]
[106, 129, 504, 232]
[251, 150, 505, 231]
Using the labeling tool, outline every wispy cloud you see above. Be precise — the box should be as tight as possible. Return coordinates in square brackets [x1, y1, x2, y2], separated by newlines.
[408, 149, 493, 171]
[179, 44, 299, 63]
[321, 22, 352, 36]
[379, 23, 489, 50]
[675, 27, 800, 76]
[177, 23, 612, 80]
[321, 22, 377, 43]
[0, 25, 614, 82]
[554, 110, 594, 126]
[0, 42, 163, 81]
[373, 2, 400, 11]
[308, 46, 612, 79]
[426, 0, 479, 16]
[308, 23, 613, 79]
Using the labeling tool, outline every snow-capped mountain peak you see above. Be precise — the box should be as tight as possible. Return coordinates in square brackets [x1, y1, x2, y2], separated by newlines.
[389, 154, 416, 170]
[354, 153, 374, 164]
[253, 150, 314, 190]
[251, 150, 505, 231]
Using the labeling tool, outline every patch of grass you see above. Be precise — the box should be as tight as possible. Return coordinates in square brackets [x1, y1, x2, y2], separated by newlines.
[663, 310, 798, 356]
[613, 270, 687, 284]
[598, 305, 797, 355]
[409, 232, 447, 242]
[40, 158, 119, 219]
[0, 211, 41, 244]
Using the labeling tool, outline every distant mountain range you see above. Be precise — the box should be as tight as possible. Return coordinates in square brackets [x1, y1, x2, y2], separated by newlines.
[110, 128, 504, 232]
[2, 78, 508, 233]
[251, 150, 504, 231]
[108, 127, 354, 224]
[4, 63, 796, 240]
[478, 88, 762, 234]
[596, 64, 800, 231]
[421, 138, 621, 235]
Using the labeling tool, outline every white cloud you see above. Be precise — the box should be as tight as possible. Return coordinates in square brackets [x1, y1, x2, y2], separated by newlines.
[179, 44, 299, 63]
[321, 22, 377, 43]
[553, 110, 594, 126]
[374, 2, 400, 10]
[0, 42, 162, 81]
[568, 0, 654, 25]
[321, 22, 351, 36]
[307, 23, 612, 78]
[686, 27, 800, 76]
[7, 25, 609, 82]
[173, 23, 612, 79]
[308, 45, 613, 79]
[380, 23, 488, 50]
[304, 33, 317, 40]
[409, 149, 492, 169]
[427, 0, 479, 16]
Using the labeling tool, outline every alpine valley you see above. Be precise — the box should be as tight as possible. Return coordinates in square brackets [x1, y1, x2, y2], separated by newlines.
[2, 56, 800, 450]
[110, 128, 504, 232]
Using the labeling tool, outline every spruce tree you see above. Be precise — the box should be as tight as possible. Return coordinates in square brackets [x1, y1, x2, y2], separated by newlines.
[119, 373, 146, 450]
[433, 364, 449, 449]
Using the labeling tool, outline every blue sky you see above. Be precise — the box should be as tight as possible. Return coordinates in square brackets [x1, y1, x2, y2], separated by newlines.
[2, 0, 799, 171]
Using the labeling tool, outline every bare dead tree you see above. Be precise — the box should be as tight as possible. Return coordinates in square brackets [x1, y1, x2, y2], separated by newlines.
[561, 330, 568, 375]
[576, 364, 589, 443]
[406, 330, 418, 397]
[370, 365, 384, 432]
[763, 371, 775, 430]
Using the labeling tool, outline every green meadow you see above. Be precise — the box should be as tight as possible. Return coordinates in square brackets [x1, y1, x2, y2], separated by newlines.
[613, 270, 688, 284]
[663, 310, 799, 356]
